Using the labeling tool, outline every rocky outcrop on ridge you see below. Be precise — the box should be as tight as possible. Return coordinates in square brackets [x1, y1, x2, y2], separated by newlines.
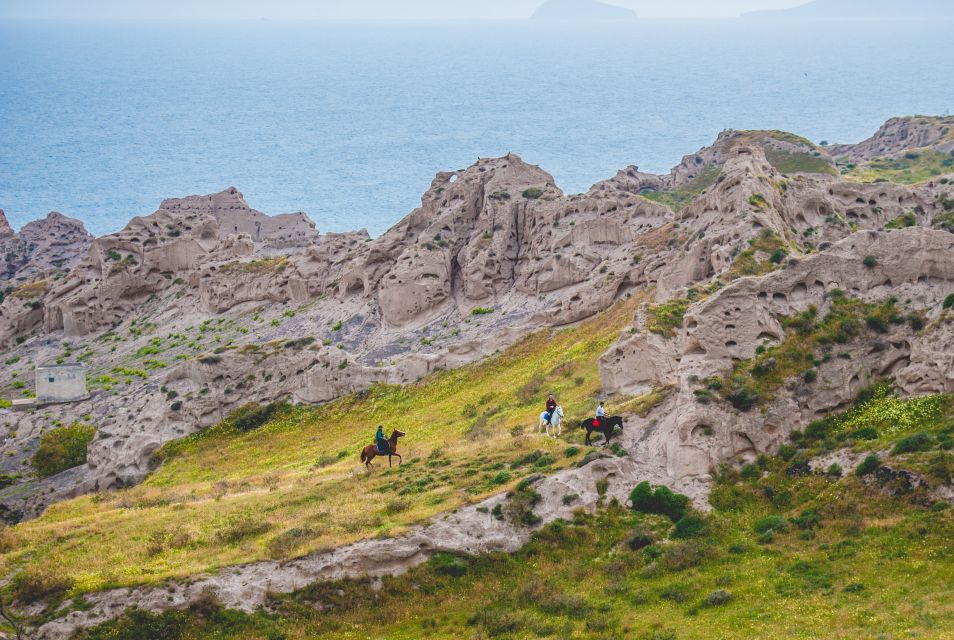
[829, 115, 954, 162]
[0, 210, 92, 284]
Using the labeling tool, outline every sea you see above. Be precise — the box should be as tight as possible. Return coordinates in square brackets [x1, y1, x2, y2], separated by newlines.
[1, 19, 952, 237]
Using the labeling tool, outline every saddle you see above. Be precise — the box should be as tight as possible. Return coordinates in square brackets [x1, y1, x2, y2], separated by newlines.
[376, 439, 390, 455]
[592, 418, 602, 428]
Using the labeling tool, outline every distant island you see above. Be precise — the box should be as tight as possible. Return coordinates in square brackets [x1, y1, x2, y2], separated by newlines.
[531, 0, 636, 21]
[744, 0, 954, 19]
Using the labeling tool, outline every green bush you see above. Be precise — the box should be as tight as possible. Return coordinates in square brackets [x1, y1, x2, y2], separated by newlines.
[629, 481, 690, 522]
[789, 508, 822, 530]
[944, 293, 954, 310]
[31, 423, 96, 478]
[753, 515, 788, 535]
[727, 387, 760, 412]
[522, 187, 544, 199]
[863, 255, 878, 268]
[704, 589, 733, 607]
[470, 307, 494, 316]
[851, 426, 879, 441]
[892, 432, 934, 454]
[769, 249, 788, 264]
[672, 514, 707, 539]
[228, 402, 283, 433]
[856, 454, 880, 477]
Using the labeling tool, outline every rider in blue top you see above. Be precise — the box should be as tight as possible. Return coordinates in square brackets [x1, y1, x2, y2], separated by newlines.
[375, 425, 389, 454]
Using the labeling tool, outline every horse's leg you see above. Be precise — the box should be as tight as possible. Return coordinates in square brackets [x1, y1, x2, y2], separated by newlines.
[585, 428, 591, 446]
[388, 455, 393, 468]
[394, 453, 403, 465]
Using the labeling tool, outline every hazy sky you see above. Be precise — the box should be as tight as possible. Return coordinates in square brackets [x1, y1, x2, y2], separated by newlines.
[0, 0, 808, 20]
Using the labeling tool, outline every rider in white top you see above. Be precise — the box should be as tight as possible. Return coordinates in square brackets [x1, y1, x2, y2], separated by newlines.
[596, 401, 605, 425]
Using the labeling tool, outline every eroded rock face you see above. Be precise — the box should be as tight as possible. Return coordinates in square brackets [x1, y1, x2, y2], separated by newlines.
[829, 115, 954, 162]
[0, 211, 92, 284]
[600, 229, 954, 483]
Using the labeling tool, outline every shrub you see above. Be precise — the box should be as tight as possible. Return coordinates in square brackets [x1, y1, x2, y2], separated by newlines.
[863, 255, 878, 268]
[470, 307, 494, 316]
[944, 294, 954, 310]
[803, 369, 818, 383]
[31, 423, 96, 478]
[216, 517, 271, 544]
[704, 589, 733, 607]
[629, 481, 690, 522]
[826, 463, 843, 478]
[672, 514, 707, 539]
[753, 515, 788, 535]
[777, 444, 798, 461]
[851, 426, 879, 440]
[856, 454, 880, 477]
[645, 298, 691, 338]
[866, 315, 889, 333]
[790, 508, 822, 530]
[522, 187, 544, 199]
[170, 401, 183, 411]
[804, 419, 831, 441]
[769, 248, 788, 264]
[228, 402, 283, 432]
[267, 527, 317, 559]
[740, 463, 759, 480]
[11, 564, 74, 604]
[727, 387, 760, 412]
[625, 530, 654, 551]
[892, 432, 934, 454]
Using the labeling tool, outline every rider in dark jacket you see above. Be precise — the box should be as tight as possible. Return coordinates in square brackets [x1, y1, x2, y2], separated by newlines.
[545, 394, 557, 425]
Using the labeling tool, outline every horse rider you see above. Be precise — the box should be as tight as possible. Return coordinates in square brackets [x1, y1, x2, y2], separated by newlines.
[545, 393, 558, 425]
[375, 425, 390, 455]
[595, 400, 605, 427]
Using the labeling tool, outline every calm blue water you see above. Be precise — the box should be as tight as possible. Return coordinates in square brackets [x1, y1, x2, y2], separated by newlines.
[1, 19, 953, 236]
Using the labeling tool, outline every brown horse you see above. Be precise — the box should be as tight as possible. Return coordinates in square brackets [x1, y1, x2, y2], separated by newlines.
[360, 429, 406, 469]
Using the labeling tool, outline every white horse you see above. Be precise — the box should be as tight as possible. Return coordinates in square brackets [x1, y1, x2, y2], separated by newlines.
[538, 405, 564, 438]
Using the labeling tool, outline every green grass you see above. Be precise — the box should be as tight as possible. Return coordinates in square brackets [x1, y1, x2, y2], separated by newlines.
[642, 165, 721, 211]
[645, 298, 691, 338]
[764, 148, 837, 176]
[0, 297, 662, 599]
[845, 150, 954, 184]
[74, 391, 954, 640]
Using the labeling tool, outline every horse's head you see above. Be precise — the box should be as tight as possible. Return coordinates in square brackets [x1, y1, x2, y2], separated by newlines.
[391, 429, 407, 439]
[556, 406, 564, 417]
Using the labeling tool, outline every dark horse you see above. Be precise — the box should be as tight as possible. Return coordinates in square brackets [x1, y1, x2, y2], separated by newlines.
[580, 416, 624, 446]
[360, 429, 406, 469]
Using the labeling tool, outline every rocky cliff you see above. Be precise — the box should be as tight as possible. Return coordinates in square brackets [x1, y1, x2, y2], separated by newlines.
[1, 115, 953, 522]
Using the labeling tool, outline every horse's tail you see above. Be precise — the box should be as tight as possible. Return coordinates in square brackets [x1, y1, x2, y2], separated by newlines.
[360, 448, 368, 463]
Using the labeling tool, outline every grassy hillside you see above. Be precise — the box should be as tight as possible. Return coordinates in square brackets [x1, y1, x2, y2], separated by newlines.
[842, 149, 954, 184]
[1, 296, 662, 604]
[75, 388, 954, 640]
